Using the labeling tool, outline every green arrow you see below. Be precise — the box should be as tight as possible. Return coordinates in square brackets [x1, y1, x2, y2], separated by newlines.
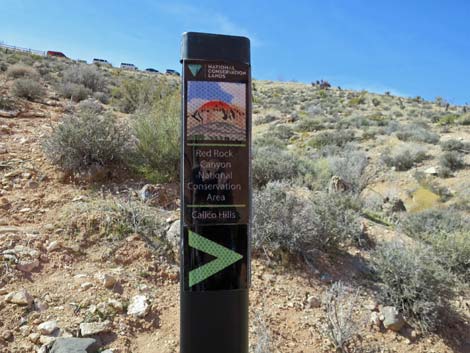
[188, 230, 243, 287]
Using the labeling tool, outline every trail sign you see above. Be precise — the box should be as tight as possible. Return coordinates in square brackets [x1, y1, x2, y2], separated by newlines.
[180, 32, 251, 353]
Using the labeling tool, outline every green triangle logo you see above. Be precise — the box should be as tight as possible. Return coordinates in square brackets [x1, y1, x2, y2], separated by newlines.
[188, 64, 202, 77]
[188, 230, 243, 287]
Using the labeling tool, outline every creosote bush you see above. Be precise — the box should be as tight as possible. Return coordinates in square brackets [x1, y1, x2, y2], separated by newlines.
[372, 242, 452, 332]
[309, 130, 355, 148]
[439, 151, 464, 171]
[58, 82, 92, 102]
[11, 78, 45, 101]
[6, 63, 38, 79]
[321, 281, 362, 352]
[62, 64, 105, 92]
[42, 107, 131, 174]
[395, 123, 439, 144]
[132, 90, 180, 182]
[381, 144, 427, 171]
[253, 182, 364, 258]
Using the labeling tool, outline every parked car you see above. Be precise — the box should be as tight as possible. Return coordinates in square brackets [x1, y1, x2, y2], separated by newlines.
[145, 68, 159, 73]
[93, 58, 112, 66]
[47, 51, 67, 58]
[120, 62, 138, 70]
[77, 59, 87, 64]
[166, 69, 180, 76]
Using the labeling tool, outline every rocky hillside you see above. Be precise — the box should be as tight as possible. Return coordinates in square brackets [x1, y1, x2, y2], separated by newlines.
[0, 48, 469, 353]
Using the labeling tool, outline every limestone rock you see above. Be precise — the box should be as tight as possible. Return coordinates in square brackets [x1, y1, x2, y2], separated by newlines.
[381, 306, 405, 331]
[127, 295, 149, 318]
[80, 321, 111, 336]
[5, 289, 33, 306]
[38, 320, 58, 335]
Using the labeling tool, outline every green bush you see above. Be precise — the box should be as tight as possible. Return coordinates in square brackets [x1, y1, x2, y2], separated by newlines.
[11, 78, 45, 101]
[253, 182, 364, 256]
[58, 82, 92, 102]
[381, 144, 427, 171]
[132, 91, 180, 182]
[326, 147, 368, 193]
[113, 78, 173, 113]
[400, 208, 470, 281]
[0, 95, 18, 111]
[62, 64, 105, 92]
[252, 145, 308, 187]
[440, 139, 464, 152]
[372, 242, 452, 332]
[43, 107, 130, 174]
[395, 124, 439, 144]
[439, 151, 464, 171]
[308, 130, 355, 148]
[6, 63, 38, 79]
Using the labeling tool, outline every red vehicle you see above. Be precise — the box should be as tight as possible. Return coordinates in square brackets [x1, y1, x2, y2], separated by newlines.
[47, 51, 67, 58]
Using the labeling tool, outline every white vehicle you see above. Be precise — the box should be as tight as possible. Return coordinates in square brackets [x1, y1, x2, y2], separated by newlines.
[121, 62, 138, 70]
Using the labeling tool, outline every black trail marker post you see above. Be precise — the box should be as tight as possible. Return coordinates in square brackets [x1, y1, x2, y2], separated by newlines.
[180, 32, 251, 353]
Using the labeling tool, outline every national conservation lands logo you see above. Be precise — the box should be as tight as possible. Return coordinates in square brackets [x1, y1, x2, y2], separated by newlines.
[188, 64, 202, 77]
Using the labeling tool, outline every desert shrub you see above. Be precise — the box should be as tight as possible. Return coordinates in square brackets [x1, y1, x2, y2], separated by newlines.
[400, 210, 470, 280]
[439, 151, 464, 171]
[295, 117, 325, 131]
[308, 130, 355, 148]
[253, 134, 286, 149]
[401, 208, 469, 238]
[253, 182, 364, 256]
[321, 282, 362, 352]
[77, 99, 103, 114]
[271, 124, 294, 140]
[43, 108, 130, 174]
[132, 90, 180, 182]
[93, 91, 110, 104]
[371, 97, 381, 107]
[372, 242, 452, 332]
[11, 78, 45, 101]
[348, 95, 366, 106]
[113, 78, 172, 113]
[58, 82, 92, 102]
[381, 144, 427, 171]
[252, 146, 315, 187]
[254, 113, 279, 125]
[0, 95, 18, 111]
[6, 63, 38, 79]
[440, 139, 464, 151]
[253, 315, 271, 353]
[62, 64, 105, 92]
[61, 198, 169, 246]
[326, 147, 369, 193]
[395, 123, 439, 144]
[436, 114, 459, 126]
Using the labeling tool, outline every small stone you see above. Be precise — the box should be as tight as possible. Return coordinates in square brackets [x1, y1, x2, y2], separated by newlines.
[50, 337, 98, 353]
[369, 312, 381, 330]
[39, 335, 56, 345]
[108, 299, 124, 313]
[306, 296, 321, 309]
[28, 332, 41, 343]
[47, 241, 61, 252]
[80, 321, 111, 336]
[127, 295, 149, 318]
[381, 306, 405, 332]
[6, 289, 34, 306]
[165, 220, 180, 251]
[81, 282, 94, 290]
[27, 180, 39, 189]
[35, 300, 49, 312]
[17, 259, 40, 272]
[424, 166, 438, 175]
[99, 274, 117, 289]
[0, 197, 10, 210]
[2, 330, 12, 340]
[38, 320, 58, 335]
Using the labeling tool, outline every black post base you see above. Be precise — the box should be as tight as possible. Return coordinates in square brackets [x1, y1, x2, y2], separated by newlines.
[180, 289, 249, 353]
